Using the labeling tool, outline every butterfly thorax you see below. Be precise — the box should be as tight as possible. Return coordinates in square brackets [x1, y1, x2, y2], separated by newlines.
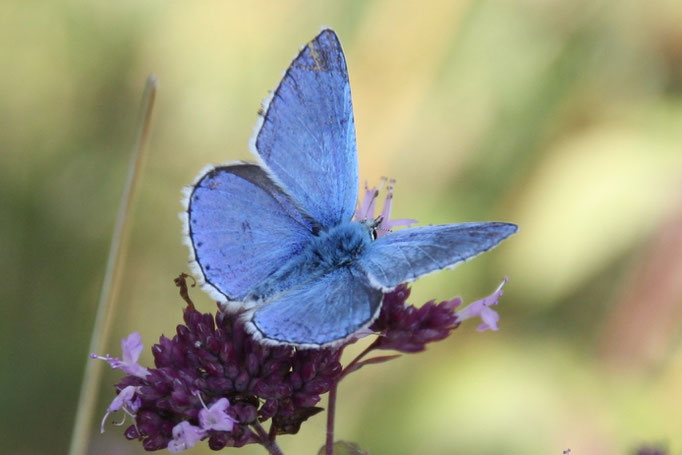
[245, 221, 372, 301]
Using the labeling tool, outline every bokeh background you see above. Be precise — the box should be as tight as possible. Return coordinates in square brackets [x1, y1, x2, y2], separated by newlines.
[2, 1, 682, 454]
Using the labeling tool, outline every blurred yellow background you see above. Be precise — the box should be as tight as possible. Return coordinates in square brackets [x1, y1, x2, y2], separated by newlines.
[2, 1, 682, 454]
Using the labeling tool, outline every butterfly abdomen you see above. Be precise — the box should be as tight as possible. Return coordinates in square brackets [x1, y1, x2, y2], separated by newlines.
[246, 221, 372, 301]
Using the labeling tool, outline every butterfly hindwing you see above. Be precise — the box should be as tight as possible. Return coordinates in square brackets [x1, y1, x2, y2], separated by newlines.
[249, 266, 382, 346]
[254, 29, 358, 229]
[356, 222, 518, 290]
[186, 163, 318, 302]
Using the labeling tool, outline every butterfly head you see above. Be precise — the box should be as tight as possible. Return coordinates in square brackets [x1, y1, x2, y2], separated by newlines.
[359, 217, 383, 241]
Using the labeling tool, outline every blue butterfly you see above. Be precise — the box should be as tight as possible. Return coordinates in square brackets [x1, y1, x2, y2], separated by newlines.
[183, 29, 517, 347]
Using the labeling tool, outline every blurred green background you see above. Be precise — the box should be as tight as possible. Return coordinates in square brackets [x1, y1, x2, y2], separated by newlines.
[2, 0, 682, 454]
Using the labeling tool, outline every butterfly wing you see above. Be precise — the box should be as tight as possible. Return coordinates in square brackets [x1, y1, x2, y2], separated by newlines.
[253, 29, 358, 228]
[356, 222, 518, 290]
[185, 163, 318, 302]
[248, 266, 382, 346]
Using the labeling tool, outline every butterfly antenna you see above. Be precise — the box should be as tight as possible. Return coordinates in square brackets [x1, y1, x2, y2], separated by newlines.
[68, 75, 158, 455]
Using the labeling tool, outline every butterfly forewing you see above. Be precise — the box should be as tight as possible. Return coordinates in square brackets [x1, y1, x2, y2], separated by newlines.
[254, 29, 358, 229]
[186, 164, 317, 301]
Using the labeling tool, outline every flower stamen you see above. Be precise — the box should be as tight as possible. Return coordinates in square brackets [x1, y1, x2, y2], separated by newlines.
[100, 385, 141, 433]
[354, 178, 417, 238]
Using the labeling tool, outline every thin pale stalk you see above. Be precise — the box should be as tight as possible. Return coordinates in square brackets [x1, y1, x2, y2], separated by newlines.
[68, 75, 158, 455]
[252, 421, 285, 455]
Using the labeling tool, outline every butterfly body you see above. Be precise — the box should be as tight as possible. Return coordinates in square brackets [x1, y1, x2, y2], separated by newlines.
[246, 221, 373, 301]
[183, 29, 518, 347]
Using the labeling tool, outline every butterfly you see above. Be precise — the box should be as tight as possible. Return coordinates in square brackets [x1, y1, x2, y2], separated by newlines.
[183, 29, 517, 347]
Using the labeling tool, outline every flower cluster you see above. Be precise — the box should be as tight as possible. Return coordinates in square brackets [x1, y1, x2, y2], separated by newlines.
[98, 307, 342, 451]
[370, 284, 460, 353]
[370, 277, 506, 353]
[95, 274, 506, 453]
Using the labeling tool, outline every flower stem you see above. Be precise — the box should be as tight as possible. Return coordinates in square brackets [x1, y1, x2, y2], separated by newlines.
[340, 340, 377, 379]
[324, 340, 378, 455]
[252, 421, 285, 455]
[325, 380, 338, 455]
[268, 421, 278, 442]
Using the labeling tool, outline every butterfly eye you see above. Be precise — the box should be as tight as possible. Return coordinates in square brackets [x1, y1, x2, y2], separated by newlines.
[370, 227, 378, 241]
[369, 216, 383, 240]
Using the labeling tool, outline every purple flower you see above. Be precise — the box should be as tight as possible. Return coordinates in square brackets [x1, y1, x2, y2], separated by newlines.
[101, 306, 342, 451]
[100, 385, 141, 433]
[455, 278, 507, 331]
[167, 421, 205, 453]
[354, 178, 417, 237]
[98, 271, 511, 452]
[370, 285, 461, 353]
[197, 396, 236, 432]
[91, 332, 149, 378]
[368, 279, 508, 352]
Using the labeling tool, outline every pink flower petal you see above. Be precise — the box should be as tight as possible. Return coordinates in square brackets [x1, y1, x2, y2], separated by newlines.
[199, 398, 236, 432]
[91, 332, 149, 378]
[456, 278, 507, 332]
[100, 386, 140, 433]
[121, 332, 144, 365]
[167, 421, 205, 453]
